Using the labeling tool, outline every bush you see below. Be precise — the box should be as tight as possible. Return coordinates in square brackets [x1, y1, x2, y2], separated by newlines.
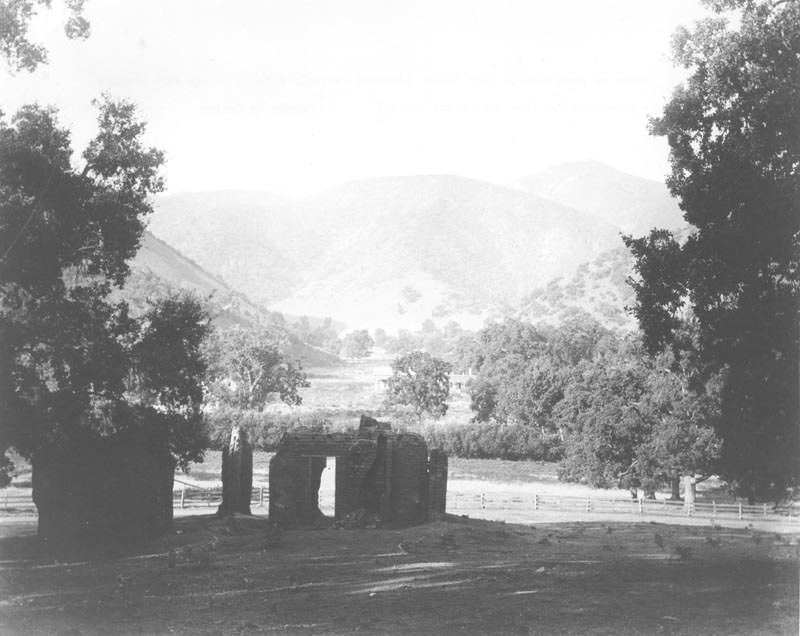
[204, 407, 333, 451]
[423, 422, 563, 461]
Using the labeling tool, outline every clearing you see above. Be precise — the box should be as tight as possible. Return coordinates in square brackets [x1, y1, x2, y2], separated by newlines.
[1, 513, 797, 635]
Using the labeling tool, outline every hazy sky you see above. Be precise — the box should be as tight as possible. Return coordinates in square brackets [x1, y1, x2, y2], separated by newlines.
[4, 0, 705, 197]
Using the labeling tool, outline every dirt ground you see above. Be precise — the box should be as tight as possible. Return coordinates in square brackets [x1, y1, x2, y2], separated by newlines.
[0, 514, 797, 636]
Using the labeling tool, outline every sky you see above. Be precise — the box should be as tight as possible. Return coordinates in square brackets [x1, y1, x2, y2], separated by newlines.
[3, 0, 706, 198]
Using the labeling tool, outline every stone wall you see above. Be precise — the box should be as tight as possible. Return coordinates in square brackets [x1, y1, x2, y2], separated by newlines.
[217, 426, 253, 516]
[268, 453, 327, 526]
[389, 433, 429, 525]
[427, 449, 448, 517]
[268, 416, 447, 528]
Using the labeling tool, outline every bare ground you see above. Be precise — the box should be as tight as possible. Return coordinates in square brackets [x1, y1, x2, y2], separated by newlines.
[0, 514, 797, 636]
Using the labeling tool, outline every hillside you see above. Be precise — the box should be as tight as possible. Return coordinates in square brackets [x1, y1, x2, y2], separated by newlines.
[515, 244, 638, 331]
[147, 191, 301, 306]
[122, 231, 338, 367]
[150, 176, 621, 331]
[510, 161, 685, 235]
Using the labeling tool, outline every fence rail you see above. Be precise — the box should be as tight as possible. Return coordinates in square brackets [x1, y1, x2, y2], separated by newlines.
[1, 490, 35, 511]
[0, 485, 271, 512]
[449, 492, 799, 523]
[3, 486, 798, 524]
[172, 484, 269, 509]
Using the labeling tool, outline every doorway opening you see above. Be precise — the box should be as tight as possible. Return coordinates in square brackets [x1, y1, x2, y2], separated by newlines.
[318, 456, 336, 517]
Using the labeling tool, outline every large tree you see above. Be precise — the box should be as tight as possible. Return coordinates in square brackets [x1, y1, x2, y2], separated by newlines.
[557, 343, 721, 498]
[624, 0, 799, 501]
[0, 98, 213, 522]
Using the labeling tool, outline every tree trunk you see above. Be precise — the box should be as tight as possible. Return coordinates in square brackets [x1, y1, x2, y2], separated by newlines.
[669, 472, 682, 501]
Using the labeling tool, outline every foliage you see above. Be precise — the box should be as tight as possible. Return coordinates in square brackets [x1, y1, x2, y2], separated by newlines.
[465, 316, 720, 492]
[384, 351, 451, 421]
[203, 407, 333, 452]
[468, 316, 610, 435]
[556, 341, 721, 495]
[0, 0, 90, 72]
[203, 326, 309, 410]
[0, 99, 208, 480]
[341, 329, 373, 358]
[130, 295, 210, 468]
[424, 422, 563, 462]
[624, 0, 800, 500]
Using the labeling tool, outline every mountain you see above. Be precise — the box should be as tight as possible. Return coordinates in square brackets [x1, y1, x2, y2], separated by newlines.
[509, 161, 685, 235]
[122, 231, 338, 366]
[149, 176, 622, 331]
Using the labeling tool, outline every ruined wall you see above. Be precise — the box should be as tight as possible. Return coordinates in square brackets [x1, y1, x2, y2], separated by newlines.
[217, 426, 253, 516]
[32, 422, 173, 545]
[389, 433, 429, 525]
[427, 448, 448, 517]
[268, 452, 327, 526]
[269, 418, 447, 527]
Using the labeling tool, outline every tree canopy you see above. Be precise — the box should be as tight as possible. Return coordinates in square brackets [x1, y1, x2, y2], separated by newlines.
[1, 0, 90, 72]
[203, 326, 309, 410]
[624, 0, 799, 501]
[384, 351, 451, 422]
[0, 98, 208, 481]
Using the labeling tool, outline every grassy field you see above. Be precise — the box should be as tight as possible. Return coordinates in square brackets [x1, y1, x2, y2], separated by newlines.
[1, 514, 797, 635]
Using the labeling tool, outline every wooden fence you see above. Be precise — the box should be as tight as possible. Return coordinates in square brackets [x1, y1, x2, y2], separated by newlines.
[448, 492, 800, 524]
[0, 484, 271, 512]
[172, 480, 269, 509]
[1, 489, 35, 511]
[3, 485, 798, 524]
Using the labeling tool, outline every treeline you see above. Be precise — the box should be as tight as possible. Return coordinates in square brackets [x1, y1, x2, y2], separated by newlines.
[423, 423, 564, 462]
[204, 408, 338, 452]
[437, 315, 721, 496]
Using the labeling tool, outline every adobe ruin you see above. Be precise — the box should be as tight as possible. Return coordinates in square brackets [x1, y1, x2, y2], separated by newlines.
[269, 415, 447, 527]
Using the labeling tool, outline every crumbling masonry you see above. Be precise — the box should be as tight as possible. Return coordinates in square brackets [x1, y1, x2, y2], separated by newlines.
[269, 416, 448, 526]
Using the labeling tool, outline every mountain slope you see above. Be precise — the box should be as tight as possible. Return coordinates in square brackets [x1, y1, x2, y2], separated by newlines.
[273, 175, 622, 330]
[510, 161, 685, 235]
[122, 231, 338, 366]
[146, 168, 668, 332]
[147, 191, 300, 306]
[515, 244, 638, 331]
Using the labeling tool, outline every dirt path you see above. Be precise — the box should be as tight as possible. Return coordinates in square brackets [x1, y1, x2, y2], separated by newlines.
[1, 514, 797, 635]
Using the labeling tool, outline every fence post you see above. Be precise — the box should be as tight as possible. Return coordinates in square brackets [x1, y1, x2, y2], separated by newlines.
[586, 496, 591, 513]
[712, 500, 716, 520]
[638, 498, 643, 514]
[738, 502, 742, 520]
[533, 493, 538, 511]
[762, 503, 767, 518]
[180, 488, 185, 509]
[260, 487, 265, 507]
[480, 493, 486, 509]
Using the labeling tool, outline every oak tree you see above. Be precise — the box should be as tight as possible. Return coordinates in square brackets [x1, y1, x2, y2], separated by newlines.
[624, 0, 799, 501]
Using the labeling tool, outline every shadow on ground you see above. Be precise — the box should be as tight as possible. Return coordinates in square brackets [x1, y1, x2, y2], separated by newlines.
[0, 514, 797, 635]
